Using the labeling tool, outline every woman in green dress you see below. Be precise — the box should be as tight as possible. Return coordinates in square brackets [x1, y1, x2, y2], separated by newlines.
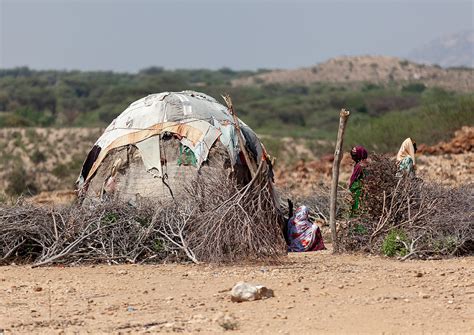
[349, 145, 368, 215]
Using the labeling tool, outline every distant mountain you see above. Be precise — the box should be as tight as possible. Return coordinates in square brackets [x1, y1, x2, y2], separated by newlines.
[232, 55, 473, 92]
[408, 30, 474, 68]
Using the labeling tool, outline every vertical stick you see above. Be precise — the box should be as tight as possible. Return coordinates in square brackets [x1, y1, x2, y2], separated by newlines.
[329, 108, 350, 253]
[222, 94, 257, 177]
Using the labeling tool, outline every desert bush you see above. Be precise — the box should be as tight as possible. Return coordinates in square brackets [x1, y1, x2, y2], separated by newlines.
[5, 166, 38, 196]
[402, 83, 426, 93]
[382, 229, 409, 257]
[338, 155, 474, 258]
[30, 150, 47, 164]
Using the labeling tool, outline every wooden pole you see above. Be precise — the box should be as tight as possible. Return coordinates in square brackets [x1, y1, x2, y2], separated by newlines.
[222, 94, 257, 177]
[329, 108, 350, 253]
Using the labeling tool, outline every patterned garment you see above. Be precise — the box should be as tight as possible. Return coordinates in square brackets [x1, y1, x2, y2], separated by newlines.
[287, 206, 326, 252]
[396, 156, 415, 178]
[396, 138, 416, 178]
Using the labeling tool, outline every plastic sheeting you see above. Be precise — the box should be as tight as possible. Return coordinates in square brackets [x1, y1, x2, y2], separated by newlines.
[135, 136, 163, 178]
[78, 91, 264, 186]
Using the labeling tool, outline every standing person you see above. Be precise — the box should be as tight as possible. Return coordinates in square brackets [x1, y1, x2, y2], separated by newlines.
[396, 137, 417, 178]
[287, 205, 326, 252]
[349, 145, 368, 214]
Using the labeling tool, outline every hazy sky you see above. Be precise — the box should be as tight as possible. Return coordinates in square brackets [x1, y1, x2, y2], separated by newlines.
[1, 0, 472, 72]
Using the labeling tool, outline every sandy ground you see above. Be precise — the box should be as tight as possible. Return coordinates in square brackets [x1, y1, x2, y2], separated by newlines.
[1, 248, 473, 334]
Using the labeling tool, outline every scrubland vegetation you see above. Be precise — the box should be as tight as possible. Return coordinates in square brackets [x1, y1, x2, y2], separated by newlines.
[1, 66, 472, 198]
[1, 67, 473, 159]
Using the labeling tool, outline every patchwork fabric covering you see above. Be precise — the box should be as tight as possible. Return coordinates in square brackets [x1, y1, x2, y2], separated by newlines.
[77, 91, 267, 201]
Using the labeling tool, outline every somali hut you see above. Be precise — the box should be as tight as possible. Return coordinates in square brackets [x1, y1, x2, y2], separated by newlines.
[77, 91, 272, 204]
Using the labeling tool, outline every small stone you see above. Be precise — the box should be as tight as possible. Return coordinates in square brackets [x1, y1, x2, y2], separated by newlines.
[419, 292, 430, 299]
[33, 286, 43, 292]
[338, 285, 344, 289]
[230, 282, 274, 302]
[415, 272, 423, 278]
[118, 270, 128, 275]
[127, 306, 136, 312]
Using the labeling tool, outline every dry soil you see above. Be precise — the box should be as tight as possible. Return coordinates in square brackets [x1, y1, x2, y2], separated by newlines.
[1, 248, 473, 334]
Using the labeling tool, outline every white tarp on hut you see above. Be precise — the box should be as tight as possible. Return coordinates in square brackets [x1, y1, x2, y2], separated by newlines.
[77, 91, 266, 198]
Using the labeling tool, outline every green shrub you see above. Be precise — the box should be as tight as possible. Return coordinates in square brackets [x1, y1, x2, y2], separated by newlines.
[0, 114, 32, 127]
[52, 163, 70, 178]
[30, 150, 47, 164]
[434, 236, 458, 254]
[351, 223, 368, 235]
[102, 212, 118, 225]
[153, 239, 165, 252]
[402, 83, 426, 93]
[5, 166, 38, 196]
[382, 229, 408, 257]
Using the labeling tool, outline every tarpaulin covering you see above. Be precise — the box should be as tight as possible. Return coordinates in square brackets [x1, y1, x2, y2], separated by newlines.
[77, 91, 265, 187]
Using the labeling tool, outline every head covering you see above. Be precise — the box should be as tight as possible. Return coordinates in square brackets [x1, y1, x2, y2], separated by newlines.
[351, 145, 368, 163]
[294, 205, 309, 222]
[287, 205, 325, 252]
[349, 146, 368, 187]
[396, 138, 416, 166]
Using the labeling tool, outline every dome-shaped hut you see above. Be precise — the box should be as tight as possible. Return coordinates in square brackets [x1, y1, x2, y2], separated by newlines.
[77, 91, 272, 204]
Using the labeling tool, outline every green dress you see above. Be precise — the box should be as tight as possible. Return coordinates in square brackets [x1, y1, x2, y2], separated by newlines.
[349, 178, 363, 215]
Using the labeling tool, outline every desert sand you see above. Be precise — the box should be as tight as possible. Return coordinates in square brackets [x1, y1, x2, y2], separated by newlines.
[1, 247, 473, 334]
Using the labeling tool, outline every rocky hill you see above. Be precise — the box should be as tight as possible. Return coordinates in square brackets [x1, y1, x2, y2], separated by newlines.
[232, 56, 473, 92]
[408, 30, 474, 68]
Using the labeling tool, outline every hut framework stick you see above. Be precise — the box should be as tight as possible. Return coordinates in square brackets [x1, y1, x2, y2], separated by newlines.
[329, 108, 350, 253]
[222, 94, 257, 178]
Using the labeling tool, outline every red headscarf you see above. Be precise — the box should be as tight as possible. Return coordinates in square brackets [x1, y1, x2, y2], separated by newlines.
[349, 146, 368, 187]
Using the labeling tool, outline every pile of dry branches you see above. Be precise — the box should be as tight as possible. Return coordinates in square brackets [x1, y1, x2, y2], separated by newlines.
[0, 166, 286, 266]
[0, 201, 160, 266]
[339, 154, 473, 259]
[186, 163, 286, 262]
